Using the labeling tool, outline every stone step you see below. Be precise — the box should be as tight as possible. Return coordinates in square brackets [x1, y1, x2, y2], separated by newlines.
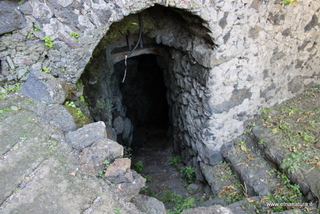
[252, 125, 320, 204]
[222, 134, 283, 197]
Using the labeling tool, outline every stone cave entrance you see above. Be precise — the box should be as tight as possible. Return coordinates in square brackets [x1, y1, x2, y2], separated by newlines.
[80, 5, 216, 195]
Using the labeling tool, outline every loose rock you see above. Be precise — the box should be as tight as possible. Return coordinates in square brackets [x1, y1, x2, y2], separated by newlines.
[79, 139, 124, 176]
[65, 121, 107, 150]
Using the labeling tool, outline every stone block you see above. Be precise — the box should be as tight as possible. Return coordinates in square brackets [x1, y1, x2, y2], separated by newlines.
[65, 121, 107, 150]
[113, 116, 124, 134]
[105, 158, 132, 183]
[110, 170, 146, 201]
[42, 104, 76, 132]
[132, 194, 166, 214]
[0, 1, 26, 35]
[20, 70, 71, 105]
[105, 126, 117, 141]
[79, 139, 123, 176]
[105, 158, 131, 177]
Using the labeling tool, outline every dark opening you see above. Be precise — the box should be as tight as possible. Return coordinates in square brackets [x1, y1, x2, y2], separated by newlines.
[114, 54, 170, 150]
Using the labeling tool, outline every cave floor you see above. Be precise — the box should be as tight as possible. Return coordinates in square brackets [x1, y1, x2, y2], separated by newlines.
[131, 127, 211, 211]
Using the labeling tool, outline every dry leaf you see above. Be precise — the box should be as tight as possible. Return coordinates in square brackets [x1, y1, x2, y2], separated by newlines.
[247, 155, 255, 161]
[247, 198, 256, 203]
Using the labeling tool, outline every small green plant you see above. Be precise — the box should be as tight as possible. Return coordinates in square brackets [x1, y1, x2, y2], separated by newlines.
[279, 124, 288, 130]
[47, 140, 58, 153]
[18, 0, 26, 5]
[42, 35, 54, 48]
[64, 101, 77, 108]
[267, 171, 303, 212]
[33, 25, 41, 31]
[5, 83, 21, 93]
[0, 108, 10, 114]
[261, 107, 270, 115]
[27, 33, 34, 39]
[113, 207, 121, 214]
[124, 147, 132, 159]
[96, 102, 104, 109]
[247, 122, 255, 127]
[272, 128, 278, 134]
[19, 135, 27, 140]
[63, 101, 89, 127]
[298, 131, 314, 142]
[135, 161, 144, 173]
[170, 156, 182, 168]
[258, 139, 265, 145]
[180, 166, 195, 184]
[98, 171, 105, 178]
[159, 191, 196, 214]
[280, 152, 303, 173]
[280, 0, 298, 6]
[70, 32, 80, 40]
[79, 96, 86, 103]
[99, 160, 111, 178]
[103, 160, 111, 168]
[143, 175, 153, 182]
[41, 67, 50, 74]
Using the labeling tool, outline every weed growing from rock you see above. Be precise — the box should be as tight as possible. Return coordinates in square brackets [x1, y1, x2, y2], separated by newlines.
[180, 166, 195, 184]
[113, 207, 121, 214]
[169, 156, 182, 168]
[98, 160, 111, 178]
[70, 32, 80, 41]
[134, 160, 144, 173]
[41, 67, 50, 74]
[123, 147, 132, 159]
[280, 0, 298, 6]
[5, 83, 21, 93]
[159, 190, 196, 214]
[266, 171, 303, 212]
[42, 35, 54, 48]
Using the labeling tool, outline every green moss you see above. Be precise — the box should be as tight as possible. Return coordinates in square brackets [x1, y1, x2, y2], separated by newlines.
[64, 101, 90, 128]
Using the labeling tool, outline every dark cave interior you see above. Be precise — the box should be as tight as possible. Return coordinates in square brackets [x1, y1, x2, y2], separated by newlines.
[114, 54, 171, 150]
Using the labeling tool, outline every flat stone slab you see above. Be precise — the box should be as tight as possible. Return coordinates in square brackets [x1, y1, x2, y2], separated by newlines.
[0, 94, 144, 214]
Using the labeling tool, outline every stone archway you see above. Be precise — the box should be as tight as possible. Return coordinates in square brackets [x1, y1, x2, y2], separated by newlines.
[81, 5, 216, 173]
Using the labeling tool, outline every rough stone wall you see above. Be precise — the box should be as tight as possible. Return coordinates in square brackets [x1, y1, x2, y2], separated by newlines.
[0, 0, 319, 166]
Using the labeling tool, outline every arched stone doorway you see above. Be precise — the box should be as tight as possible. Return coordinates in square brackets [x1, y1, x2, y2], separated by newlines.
[81, 5, 216, 174]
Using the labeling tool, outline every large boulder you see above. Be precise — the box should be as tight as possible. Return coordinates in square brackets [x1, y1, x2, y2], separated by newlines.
[20, 70, 71, 105]
[65, 121, 107, 150]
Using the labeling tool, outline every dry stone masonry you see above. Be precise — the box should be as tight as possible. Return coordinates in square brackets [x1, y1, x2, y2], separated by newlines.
[1, 0, 320, 184]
